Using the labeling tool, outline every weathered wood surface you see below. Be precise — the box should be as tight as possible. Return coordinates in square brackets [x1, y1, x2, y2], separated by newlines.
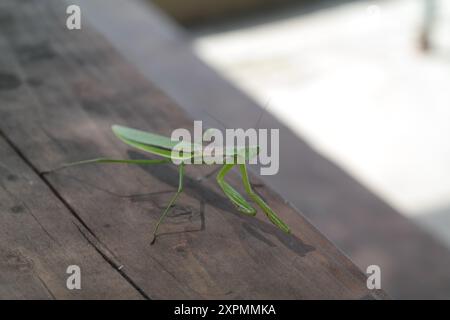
[0, 137, 143, 299]
[77, 0, 450, 299]
[0, 0, 386, 299]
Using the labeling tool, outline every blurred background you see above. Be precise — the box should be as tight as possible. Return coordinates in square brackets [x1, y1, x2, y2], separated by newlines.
[183, 0, 450, 251]
[73, 0, 450, 298]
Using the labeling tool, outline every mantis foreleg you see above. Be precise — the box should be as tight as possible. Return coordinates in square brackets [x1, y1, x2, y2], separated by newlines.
[216, 164, 257, 216]
[150, 162, 185, 244]
[239, 164, 290, 234]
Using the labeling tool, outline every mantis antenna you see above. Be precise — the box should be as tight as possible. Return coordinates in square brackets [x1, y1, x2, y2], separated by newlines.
[202, 98, 271, 132]
[254, 99, 271, 129]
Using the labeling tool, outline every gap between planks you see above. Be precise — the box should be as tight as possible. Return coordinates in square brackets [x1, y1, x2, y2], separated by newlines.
[0, 129, 150, 299]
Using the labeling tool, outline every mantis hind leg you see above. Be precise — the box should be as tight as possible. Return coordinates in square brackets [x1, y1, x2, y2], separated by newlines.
[150, 162, 185, 245]
[42, 158, 171, 174]
[216, 164, 256, 216]
[239, 164, 290, 234]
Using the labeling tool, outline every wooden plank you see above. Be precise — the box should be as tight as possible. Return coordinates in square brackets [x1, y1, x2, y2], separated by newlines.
[0, 137, 143, 299]
[0, 0, 386, 299]
[79, 0, 450, 299]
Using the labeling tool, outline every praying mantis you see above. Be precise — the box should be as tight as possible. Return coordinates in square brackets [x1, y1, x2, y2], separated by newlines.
[46, 125, 290, 244]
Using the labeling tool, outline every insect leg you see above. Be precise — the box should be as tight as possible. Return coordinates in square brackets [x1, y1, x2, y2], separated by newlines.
[42, 158, 171, 174]
[151, 162, 185, 245]
[216, 164, 256, 216]
[239, 164, 290, 233]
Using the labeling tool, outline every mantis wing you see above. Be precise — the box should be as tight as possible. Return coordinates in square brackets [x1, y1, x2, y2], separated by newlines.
[114, 134, 195, 161]
[112, 125, 199, 151]
[112, 125, 200, 161]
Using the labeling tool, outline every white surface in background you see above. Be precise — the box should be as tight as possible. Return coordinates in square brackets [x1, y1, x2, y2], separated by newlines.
[193, 0, 450, 220]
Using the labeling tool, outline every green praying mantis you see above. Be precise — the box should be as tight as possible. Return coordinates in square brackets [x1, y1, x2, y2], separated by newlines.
[46, 125, 290, 244]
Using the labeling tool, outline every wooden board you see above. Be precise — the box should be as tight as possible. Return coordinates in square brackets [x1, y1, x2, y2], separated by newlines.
[0, 0, 386, 299]
[0, 137, 143, 299]
[78, 0, 450, 299]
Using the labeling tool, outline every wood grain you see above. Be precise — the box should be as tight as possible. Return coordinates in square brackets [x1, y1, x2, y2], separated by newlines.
[0, 137, 143, 299]
[72, 0, 450, 299]
[0, 0, 386, 299]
